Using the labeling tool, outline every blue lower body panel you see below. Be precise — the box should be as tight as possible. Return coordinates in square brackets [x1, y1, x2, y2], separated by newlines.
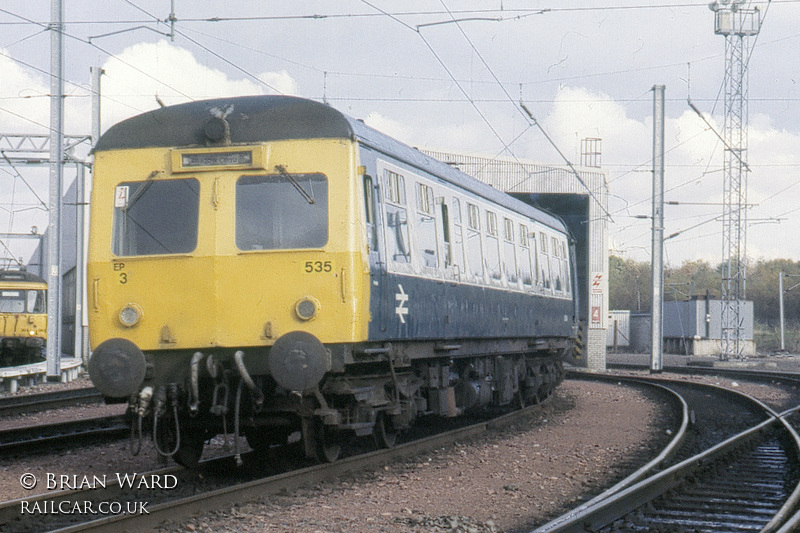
[368, 272, 574, 342]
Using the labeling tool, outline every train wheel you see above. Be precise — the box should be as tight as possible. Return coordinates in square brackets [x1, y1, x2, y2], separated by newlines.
[514, 387, 527, 410]
[314, 421, 341, 463]
[173, 433, 205, 468]
[373, 411, 397, 449]
[537, 364, 554, 403]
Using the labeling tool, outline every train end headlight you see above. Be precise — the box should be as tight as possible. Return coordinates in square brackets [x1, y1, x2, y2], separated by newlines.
[118, 304, 143, 328]
[294, 297, 319, 321]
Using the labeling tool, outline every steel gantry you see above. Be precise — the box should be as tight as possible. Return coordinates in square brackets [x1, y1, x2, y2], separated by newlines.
[710, 1, 761, 359]
[0, 133, 92, 371]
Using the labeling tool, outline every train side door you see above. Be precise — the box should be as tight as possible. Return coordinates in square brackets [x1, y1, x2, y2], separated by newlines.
[439, 195, 464, 336]
[363, 173, 388, 333]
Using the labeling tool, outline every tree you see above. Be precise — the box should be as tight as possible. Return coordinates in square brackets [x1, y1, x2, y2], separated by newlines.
[746, 258, 800, 326]
[609, 255, 651, 311]
[608, 255, 800, 352]
[664, 260, 720, 303]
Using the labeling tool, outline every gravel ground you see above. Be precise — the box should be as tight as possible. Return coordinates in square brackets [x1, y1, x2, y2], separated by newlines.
[3, 363, 795, 533]
[160, 380, 670, 533]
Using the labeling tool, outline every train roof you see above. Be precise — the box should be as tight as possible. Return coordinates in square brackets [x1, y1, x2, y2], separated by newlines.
[94, 95, 567, 232]
[0, 270, 46, 284]
[93, 96, 352, 152]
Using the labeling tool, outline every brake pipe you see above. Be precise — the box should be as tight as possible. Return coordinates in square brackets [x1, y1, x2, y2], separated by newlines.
[234, 350, 264, 407]
[189, 351, 204, 416]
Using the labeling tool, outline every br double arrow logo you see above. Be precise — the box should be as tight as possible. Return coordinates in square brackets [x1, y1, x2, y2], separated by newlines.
[395, 284, 409, 324]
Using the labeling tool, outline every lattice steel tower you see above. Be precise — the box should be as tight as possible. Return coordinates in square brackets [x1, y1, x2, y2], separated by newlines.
[709, 0, 761, 359]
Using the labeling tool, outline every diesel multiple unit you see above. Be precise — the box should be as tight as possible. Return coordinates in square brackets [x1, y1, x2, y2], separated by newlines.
[0, 269, 47, 367]
[87, 95, 577, 465]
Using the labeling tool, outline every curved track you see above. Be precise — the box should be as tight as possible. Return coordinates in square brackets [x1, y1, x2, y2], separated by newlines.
[536, 372, 800, 533]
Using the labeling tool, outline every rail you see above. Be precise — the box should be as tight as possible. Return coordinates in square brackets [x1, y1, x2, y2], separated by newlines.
[0, 415, 128, 456]
[1, 400, 545, 532]
[534, 374, 800, 533]
[534, 374, 690, 532]
[0, 387, 101, 417]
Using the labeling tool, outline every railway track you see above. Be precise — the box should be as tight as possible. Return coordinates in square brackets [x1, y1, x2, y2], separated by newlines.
[0, 415, 128, 456]
[0, 376, 684, 533]
[607, 360, 800, 388]
[8, 371, 792, 531]
[535, 372, 800, 533]
[0, 393, 616, 533]
[0, 388, 102, 417]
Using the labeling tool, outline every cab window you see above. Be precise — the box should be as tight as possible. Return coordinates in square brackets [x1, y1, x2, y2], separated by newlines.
[112, 178, 200, 256]
[0, 290, 45, 313]
[236, 172, 328, 250]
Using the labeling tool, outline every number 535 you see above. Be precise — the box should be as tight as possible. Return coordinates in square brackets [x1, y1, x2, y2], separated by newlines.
[305, 261, 332, 273]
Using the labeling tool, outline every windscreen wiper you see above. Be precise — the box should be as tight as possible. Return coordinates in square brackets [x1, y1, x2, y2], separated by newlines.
[274, 164, 315, 205]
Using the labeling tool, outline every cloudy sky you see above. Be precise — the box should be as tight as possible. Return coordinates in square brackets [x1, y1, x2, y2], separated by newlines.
[1, 1, 799, 267]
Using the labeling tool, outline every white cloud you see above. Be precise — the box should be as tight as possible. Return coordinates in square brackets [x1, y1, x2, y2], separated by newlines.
[99, 40, 297, 130]
[543, 86, 650, 161]
[0, 51, 50, 133]
[0, 41, 300, 264]
[363, 112, 415, 145]
[258, 70, 297, 96]
[532, 85, 800, 265]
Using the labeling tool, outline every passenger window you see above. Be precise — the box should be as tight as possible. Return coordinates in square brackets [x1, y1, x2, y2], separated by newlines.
[384, 170, 410, 263]
[539, 232, 551, 290]
[385, 170, 406, 204]
[503, 218, 518, 284]
[451, 198, 465, 273]
[518, 224, 533, 287]
[441, 203, 451, 266]
[551, 236, 562, 292]
[466, 203, 483, 279]
[531, 232, 540, 286]
[485, 211, 501, 281]
[560, 241, 571, 294]
[415, 183, 438, 268]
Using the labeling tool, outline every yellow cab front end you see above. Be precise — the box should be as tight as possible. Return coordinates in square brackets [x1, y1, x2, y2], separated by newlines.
[0, 274, 47, 366]
[87, 137, 370, 401]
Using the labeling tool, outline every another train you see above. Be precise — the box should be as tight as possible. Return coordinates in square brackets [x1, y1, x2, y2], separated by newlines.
[87, 95, 577, 466]
[0, 269, 47, 367]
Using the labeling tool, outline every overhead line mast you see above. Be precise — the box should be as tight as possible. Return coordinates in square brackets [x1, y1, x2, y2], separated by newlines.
[46, 0, 64, 380]
[708, 0, 761, 360]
